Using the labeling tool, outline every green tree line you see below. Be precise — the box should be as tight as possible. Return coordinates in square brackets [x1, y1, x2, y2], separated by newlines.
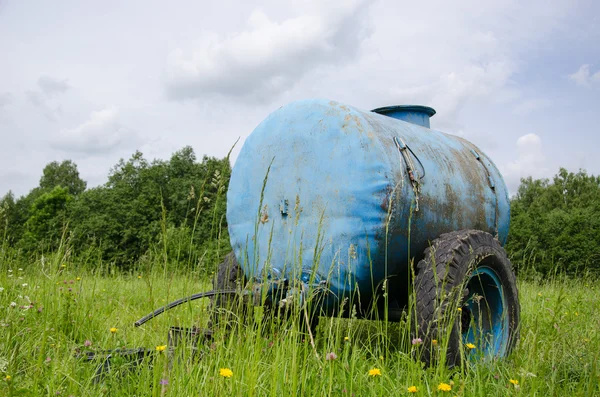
[0, 146, 232, 272]
[506, 167, 600, 276]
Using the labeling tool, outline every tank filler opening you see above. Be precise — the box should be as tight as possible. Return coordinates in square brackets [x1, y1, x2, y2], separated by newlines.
[371, 105, 436, 128]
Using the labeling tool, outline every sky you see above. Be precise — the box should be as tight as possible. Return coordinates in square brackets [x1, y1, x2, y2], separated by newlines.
[1, 0, 599, 198]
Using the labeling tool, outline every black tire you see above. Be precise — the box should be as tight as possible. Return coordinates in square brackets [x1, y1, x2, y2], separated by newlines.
[209, 252, 247, 329]
[413, 229, 520, 367]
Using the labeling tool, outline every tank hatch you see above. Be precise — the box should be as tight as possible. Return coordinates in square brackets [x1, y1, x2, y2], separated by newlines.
[371, 105, 436, 128]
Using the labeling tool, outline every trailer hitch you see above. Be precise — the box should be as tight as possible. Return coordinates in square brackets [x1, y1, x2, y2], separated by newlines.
[76, 279, 329, 382]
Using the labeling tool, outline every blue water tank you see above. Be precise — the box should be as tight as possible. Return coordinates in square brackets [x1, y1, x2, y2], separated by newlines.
[226, 99, 509, 313]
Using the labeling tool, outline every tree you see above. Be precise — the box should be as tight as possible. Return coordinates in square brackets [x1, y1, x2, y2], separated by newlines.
[0, 191, 17, 243]
[506, 168, 600, 275]
[22, 186, 72, 252]
[40, 160, 86, 196]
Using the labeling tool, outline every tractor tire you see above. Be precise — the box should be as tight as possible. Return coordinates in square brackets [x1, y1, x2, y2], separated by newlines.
[413, 229, 520, 367]
[209, 252, 247, 329]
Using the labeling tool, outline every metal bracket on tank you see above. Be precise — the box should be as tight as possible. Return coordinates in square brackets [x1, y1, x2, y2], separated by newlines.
[394, 136, 424, 212]
[470, 148, 500, 236]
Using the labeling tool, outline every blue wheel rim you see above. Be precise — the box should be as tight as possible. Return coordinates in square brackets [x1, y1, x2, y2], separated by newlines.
[462, 265, 509, 359]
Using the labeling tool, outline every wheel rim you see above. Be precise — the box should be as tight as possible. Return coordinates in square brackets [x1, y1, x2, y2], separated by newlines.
[462, 264, 509, 359]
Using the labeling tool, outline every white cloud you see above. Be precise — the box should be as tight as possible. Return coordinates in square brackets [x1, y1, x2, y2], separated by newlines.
[512, 98, 553, 115]
[163, 0, 374, 102]
[502, 133, 548, 193]
[568, 64, 600, 87]
[26, 90, 62, 122]
[37, 75, 70, 97]
[52, 107, 139, 154]
[24, 75, 70, 122]
[386, 61, 516, 129]
[0, 92, 13, 108]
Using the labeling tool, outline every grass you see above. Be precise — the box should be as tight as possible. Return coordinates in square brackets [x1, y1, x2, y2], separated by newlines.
[1, 258, 599, 396]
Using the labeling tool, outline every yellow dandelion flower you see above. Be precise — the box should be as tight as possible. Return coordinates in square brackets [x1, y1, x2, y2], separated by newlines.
[465, 343, 476, 350]
[76, 277, 81, 281]
[407, 385, 418, 393]
[437, 382, 452, 392]
[509, 379, 519, 385]
[368, 368, 382, 377]
[344, 336, 350, 341]
[5, 375, 11, 381]
[432, 339, 438, 345]
[219, 368, 233, 378]
[379, 356, 384, 360]
[110, 327, 118, 334]
[138, 275, 142, 279]
[457, 307, 462, 312]
[156, 345, 167, 352]
[61, 264, 66, 268]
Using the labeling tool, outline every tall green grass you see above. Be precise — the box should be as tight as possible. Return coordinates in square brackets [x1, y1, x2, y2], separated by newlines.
[0, 252, 599, 396]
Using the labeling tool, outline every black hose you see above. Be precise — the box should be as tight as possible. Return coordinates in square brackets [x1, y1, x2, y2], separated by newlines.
[134, 289, 238, 327]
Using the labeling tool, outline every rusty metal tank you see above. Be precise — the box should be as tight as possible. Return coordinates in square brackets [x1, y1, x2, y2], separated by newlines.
[226, 98, 510, 315]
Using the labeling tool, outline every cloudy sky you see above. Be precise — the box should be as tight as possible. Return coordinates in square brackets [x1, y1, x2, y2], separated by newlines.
[1, 0, 599, 198]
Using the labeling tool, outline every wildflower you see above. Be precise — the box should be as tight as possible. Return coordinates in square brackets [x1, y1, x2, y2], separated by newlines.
[160, 378, 169, 385]
[457, 308, 462, 312]
[76, 277, 81, 281]
[219, 368, 233, 378]
[110, 327, 118, 334]
[84, 340, 92, 347]
[61, 264, 66, 268]
[432, 339, 438, 346]
[537, 292, 542, 297]
[22, 283, 28, 287]
[138, 275, 142, 279]
[8, 269, 12, 273]
[407, 386, 418, 393]
[344, 336, 350, 341]
[156, 345, 167, 352]
[412, 338, 422, 345]
[437, 383, 451, 392]
[379, 356, 384, 360]
[0, 287, 4, 292]
[465, 343, 476, 350]
[509, 379, 519, 386]
[368, 368, 382, 377]
[5, 375, 11, 381]
[325, 352, 337, 361]
[10, 302, 17, 308]
[18, 268, 22, 271]
[45, 357, 51, 363]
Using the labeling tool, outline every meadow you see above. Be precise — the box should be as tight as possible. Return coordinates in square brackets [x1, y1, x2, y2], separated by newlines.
[1, 252, 599, 397]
